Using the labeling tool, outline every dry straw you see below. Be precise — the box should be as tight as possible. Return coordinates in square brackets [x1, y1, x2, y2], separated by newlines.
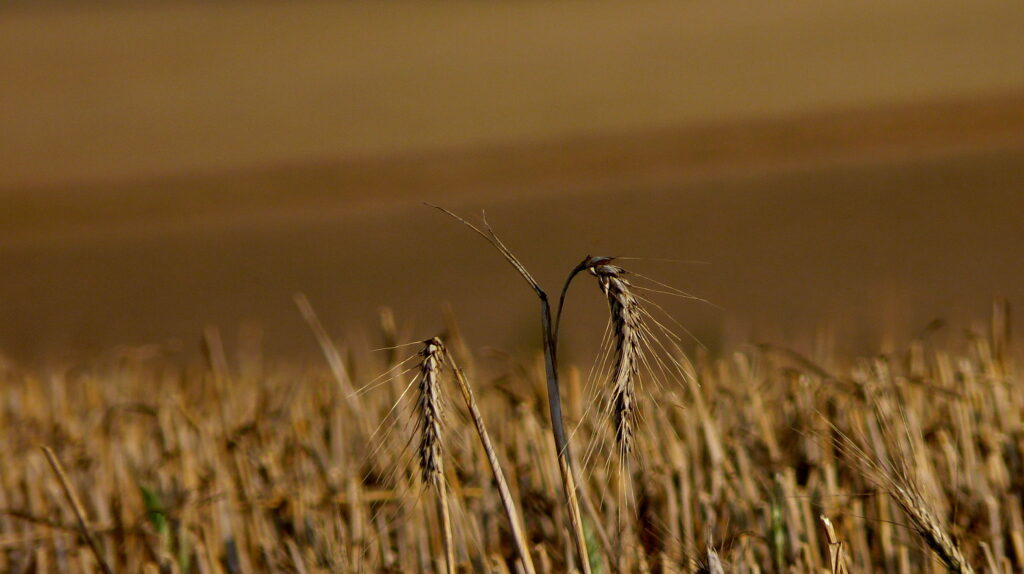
[820, 514, 851, 574]
[446, 343, 538, 574]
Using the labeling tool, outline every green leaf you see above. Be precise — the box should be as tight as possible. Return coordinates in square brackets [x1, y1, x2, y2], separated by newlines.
[139, 484, 172, 558]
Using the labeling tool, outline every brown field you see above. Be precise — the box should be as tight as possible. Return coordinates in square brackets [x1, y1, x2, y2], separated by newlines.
[4, 105, 1024, 362]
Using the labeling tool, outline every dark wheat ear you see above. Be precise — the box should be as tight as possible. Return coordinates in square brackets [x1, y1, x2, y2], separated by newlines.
[416, 338, 445, 487]
[415, 337, 455, 574]
[576, 257, 643, 572]
[588, 261, 641, 462]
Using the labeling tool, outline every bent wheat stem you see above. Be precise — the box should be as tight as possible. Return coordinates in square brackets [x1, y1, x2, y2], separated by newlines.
[430, 205, 591, 574]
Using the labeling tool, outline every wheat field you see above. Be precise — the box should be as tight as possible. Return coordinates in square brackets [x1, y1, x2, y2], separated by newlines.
[5, 3, 1024, 571]
[0, 244, 1020, 573]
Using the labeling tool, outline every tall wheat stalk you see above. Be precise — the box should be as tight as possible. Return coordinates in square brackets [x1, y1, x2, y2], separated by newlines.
[431, 205, 592, 574]
[445, 344, 537, 574]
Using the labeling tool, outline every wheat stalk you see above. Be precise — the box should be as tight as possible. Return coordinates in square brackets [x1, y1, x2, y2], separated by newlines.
[430, 205, 592, 573]
[41, 447, 115, 574]
[445, 344, 538, 574]
[820, 514, 850, 574]
[416, 337, 456, 574]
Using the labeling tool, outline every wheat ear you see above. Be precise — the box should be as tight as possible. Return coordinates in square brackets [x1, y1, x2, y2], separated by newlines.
[584, 258, 642, 569]
[588, 259, 641, 462]
[866, 392, 974, 574]
[888, 484, 974, 574]
[833, 417, 974, 573]
[416, 338, 456, 574]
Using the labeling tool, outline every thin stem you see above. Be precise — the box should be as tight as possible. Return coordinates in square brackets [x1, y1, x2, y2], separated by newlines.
[430, 205, 592, 574]
[449, 357, 537, 574]
[554, 256, 613, 345]
[436, 481, 456, 574]
[42, 446, 115, 574]
[540, 294, 592, 574]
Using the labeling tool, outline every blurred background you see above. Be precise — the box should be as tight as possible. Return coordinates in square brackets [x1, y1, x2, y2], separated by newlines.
[2, 1, 1024, 365]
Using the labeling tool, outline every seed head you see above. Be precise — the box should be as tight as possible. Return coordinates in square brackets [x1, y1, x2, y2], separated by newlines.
[589, 261, 641, 460]
[417, 337, 446, 486]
